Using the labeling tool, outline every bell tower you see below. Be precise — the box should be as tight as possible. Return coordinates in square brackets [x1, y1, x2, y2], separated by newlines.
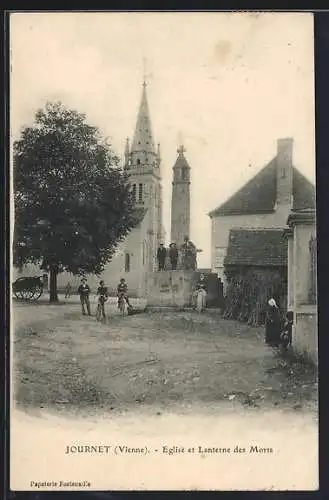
[170, 145, 191, 247]
[124, 81, 164, 271]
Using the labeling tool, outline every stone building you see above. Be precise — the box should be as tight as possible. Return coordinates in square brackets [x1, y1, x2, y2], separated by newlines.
[208, 138, 315, 285]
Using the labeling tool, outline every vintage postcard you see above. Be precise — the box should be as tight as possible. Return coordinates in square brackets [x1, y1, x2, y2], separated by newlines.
[10, 11, 318, 491]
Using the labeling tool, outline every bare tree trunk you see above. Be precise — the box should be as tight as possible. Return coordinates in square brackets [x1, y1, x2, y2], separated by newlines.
[49, 264, 59, 303]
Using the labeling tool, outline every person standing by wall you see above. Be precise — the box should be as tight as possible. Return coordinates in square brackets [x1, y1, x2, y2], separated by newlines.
[157, 243, 167, 271]
[78, 277, 91, 316]
[265, 298, 282, 347]
[169, 243, 179, 270]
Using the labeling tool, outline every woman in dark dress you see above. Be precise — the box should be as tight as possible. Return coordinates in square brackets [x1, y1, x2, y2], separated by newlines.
[265, 298, 282, 347]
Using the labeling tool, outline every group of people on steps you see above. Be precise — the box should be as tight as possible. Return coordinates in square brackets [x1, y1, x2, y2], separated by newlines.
[157, 236, 197, 271]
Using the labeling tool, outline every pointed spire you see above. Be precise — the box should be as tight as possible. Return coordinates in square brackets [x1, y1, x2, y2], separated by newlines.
[131, 83, 156, 155]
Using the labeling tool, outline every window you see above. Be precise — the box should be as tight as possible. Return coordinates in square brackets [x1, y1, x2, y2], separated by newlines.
[137, 158, 141, 165]
[139, 183, 143, 203]
[132, 184, 136, 202]
[182, 167, 188, 181]
[125, 253, 130, 273]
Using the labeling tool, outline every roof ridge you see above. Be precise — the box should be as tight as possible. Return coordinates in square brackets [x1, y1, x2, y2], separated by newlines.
[209, 155, 315, 217]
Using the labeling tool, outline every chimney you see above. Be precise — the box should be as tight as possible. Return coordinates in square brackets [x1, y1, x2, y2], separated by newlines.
[276, 138, 293, 207]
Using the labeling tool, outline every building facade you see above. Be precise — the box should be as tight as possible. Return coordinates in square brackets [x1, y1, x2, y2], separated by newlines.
[208, 138, 315, 286]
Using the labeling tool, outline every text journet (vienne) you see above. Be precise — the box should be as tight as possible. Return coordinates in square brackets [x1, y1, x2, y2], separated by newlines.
[64, 444, 274, 455]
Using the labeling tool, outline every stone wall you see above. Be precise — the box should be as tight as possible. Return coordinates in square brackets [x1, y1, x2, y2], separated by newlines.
[146, 270, 198, 308]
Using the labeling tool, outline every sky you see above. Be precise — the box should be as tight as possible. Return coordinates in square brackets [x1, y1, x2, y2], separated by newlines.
[10, 12, 315, 268]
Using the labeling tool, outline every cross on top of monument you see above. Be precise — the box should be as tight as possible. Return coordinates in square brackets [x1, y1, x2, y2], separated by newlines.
[177, 145, 186, 155]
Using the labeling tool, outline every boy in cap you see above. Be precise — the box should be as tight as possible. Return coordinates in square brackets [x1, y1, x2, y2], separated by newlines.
[157, 243, 167, 271]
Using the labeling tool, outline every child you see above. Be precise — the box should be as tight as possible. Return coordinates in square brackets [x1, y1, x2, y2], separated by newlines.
[280, 311, 293, 350]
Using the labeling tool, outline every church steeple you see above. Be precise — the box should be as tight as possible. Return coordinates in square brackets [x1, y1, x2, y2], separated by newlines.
[130, 82, 156, 165]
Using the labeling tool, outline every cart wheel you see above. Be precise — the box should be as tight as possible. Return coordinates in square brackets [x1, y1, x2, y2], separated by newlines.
[21, 289, 35, 300]
[32, 286, 43, 300]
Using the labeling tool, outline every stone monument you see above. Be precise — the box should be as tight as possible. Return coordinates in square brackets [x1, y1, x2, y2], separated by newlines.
[146, 145, 202, 309]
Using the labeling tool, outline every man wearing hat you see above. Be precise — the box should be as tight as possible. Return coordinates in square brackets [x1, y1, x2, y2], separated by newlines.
[169, 242, 178, 270]
[157, 243, 167, 271]
[77, 277, 91, 316]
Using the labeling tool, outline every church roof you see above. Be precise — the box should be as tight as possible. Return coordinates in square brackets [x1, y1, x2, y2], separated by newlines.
[131, 83, 156, 155]
[208, 158, 315, 217]
[224, 228, 287, 267]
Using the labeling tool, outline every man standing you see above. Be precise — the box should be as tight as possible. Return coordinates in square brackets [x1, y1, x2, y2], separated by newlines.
[78, 277, 91, 316]
[96, 280, 108, 320]
[181, 236, 197, 270]
[169, 243, 179, 270]
[157, 243, 167, 271]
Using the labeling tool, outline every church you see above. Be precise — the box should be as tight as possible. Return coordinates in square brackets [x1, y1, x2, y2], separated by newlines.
[14, 81, 193, 297]
[59, 81, 166, 295]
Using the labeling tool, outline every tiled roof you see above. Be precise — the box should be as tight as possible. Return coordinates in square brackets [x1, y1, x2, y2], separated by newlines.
[224, 229, 288, 267]
[209, 158, 315, 216]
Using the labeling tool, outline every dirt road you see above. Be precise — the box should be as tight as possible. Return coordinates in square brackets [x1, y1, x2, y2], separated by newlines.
[12, 298, 317, 417]
[11, 299, 318, 490]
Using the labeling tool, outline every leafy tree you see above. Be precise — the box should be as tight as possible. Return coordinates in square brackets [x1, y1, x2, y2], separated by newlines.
[13, 102, 137, 302]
